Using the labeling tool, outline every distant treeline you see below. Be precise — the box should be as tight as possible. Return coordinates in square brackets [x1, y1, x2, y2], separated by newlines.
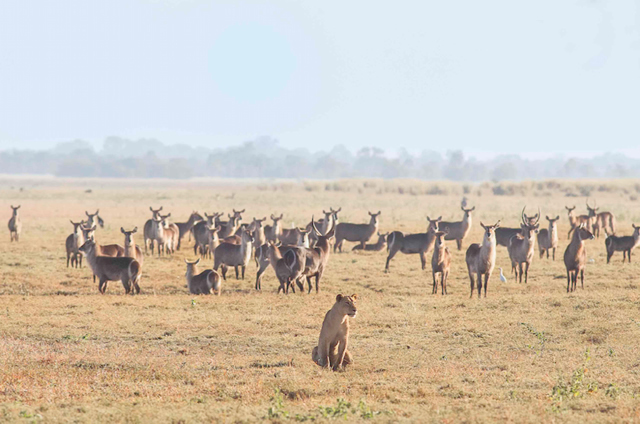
[1, 136, 638, 181]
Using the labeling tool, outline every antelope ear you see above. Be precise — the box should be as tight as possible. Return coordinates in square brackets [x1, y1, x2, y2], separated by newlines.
[85, 211, 90, 216]
[555, 216, 559, 220]
[351, 294, 358, 300]
[336, 294, 343, 302]
[132, 227, 138, 233]
[121, 227, 125, 234]
[270, 214, 275, 220]
[471, 206, 475, 211]
[377, 211, 381, 215]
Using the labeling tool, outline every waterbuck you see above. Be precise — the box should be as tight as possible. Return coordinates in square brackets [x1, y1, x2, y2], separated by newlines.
[250, 217, 267, 247]
[217, 209, 244, 239]
[175, 211, 203, 250]
[431, 230, 451, 295]
[151, 215, 176, 256]
[352, 232, 389, 252]
[265, 214, 284, 243]
[121, 227, 144, 265]
[81, 224, 124, 258]
[79, 239, 141, 294]
[65, 220, 85, 268]
[144, 206, 163, 254]
[185, 258, 221, 295]
[586, 201, 616, 238]
[255, 233, 310, 291]
[334, 211, 381, 252]
[267, 241, 305, 294]
[85, 209, 104, 229]
[280, 227, 311, 247]
[308, 208, 341, 248]
[299, 217, 336, 293]
[537, 215, 560, 260]
[507, 209, 540, 283]
[465, 221, 500, 298]
[8, 205, 21, 242]
[563, 223, 594, 292]
[384, 216, 441, 272]
[193, 214, 222, 258]
[439, 204, 475, 250]
[566, 205, 593, 240]
[214, 229, 254, 280]
[495, 208, 539, 247]
[605, 224, 640, 264]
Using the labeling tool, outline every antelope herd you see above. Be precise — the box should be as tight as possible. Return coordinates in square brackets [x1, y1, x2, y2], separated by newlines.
[5, 199, 638, 297]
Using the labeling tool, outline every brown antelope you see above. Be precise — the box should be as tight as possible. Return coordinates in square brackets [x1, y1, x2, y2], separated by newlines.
[85, 209, 104, 228]
[385, 216, 441, 272]
[193, 213, 222, 258]
[431, 230, 451, 295]
[537, 215, 560, 260]
[144, 206, 163, 254]
[185, 259, 221, 295]
[217, 209, 244, 239]
[265, 213, 284, 243]
[159, 213, 180, 252]
[255, 232, 310, 291]
[495, 208, 539, 247]
[586, 201, 616, 238]
[309, 208, 341, 247]
[151, 215, 176, 256]
[81, 224, 125, 283]
[566, 205, 593, 240]
[439, 204, 475, 250]
[267, 241, 305, 294]
[563, 223, 594, 292]
[605, 224, 640, 264]
[251, 217, 267, 247]
[352, 232, 389, 251]
[79, 239, 141, 294]
[214, 229, 254, 280]
[279, 227, 311, 247]
[334, 211, 381, 252]
[8, 205, 21, 242]
[465, 221, 500, 298]
[175, 212, 203, 250]
[121, 227, 144, 265]
[299, 217, 336, 293]
[507, 209, 540, 284]
[65, 220, 86, 268]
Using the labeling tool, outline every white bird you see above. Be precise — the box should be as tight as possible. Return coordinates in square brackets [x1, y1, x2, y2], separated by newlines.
[588, 258, 595, 264]
[499, 267, 507, 283]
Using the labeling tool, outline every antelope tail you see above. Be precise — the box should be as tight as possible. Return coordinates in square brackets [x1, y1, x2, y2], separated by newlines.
[129, 260, 141, 284]
[284, 250, 297, 271]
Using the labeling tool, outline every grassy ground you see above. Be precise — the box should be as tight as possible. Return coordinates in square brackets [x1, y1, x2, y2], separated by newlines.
[1, 177, 640, 423]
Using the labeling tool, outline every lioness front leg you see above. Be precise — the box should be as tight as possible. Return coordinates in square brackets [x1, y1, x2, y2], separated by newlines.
[333, 341, 348, 371]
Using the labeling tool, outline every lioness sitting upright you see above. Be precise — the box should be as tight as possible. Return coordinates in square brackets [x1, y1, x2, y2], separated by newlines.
[312, 294, 358, 371]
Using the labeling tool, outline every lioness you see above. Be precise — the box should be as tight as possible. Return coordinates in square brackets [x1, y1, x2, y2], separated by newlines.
[312, 294, 357, 371]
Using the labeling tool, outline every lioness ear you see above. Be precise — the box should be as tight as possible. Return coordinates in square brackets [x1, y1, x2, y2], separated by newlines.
[351, 294, 358, 300]
[336, 294, 343, 302]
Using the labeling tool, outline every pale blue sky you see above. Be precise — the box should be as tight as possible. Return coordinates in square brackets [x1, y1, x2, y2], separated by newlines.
[1, 0, 639, 157]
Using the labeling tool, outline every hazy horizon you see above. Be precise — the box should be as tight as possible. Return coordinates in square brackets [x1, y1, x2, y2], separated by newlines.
[1, 1, 639, 157]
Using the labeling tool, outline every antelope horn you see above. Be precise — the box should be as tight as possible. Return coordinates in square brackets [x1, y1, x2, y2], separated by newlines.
[521, 206, 527, 225]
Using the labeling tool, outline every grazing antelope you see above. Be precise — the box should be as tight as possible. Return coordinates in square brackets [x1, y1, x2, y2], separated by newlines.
[185, 259, 221, 295]
[431, 230, 451, 295]
[352, 232, 389, 251]
[439, 204, 475, 250]
[85, 209, 104, 228]
[175, 212, 203, 250]
[121, 227, 144, 265]
[265, 213, 283, 243]
[465, 221, 500, 298]
[587, 201, 616, 238]
[8, 205, 21, 242]
[267, 241, 305, 294]
[495, 209, 539, 247]
[507, 208, 540, 283]
[566, 205, 593, 240]
[65, 220, 86, 268]
[151, 215, 176, 256]
[214, 229, 254, 280]
[385, 216, 441, 272]
[299, 217, 336, 293]
[537, 215, 560, 260]
[605, 224, 640, 264]
[193, 213, 222, 258]
[564, 223, 594, 292]
[217, 209, 244, 239]
[334, 211, 381, 252]
[144, 206, 163, 254]
[79, 239, 141, 294]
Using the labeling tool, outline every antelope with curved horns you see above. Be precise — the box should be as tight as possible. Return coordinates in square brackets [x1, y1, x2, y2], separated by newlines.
[495, 207, 539, 247]
[298, 216, 336, 293]
[507, 207, 540, 284]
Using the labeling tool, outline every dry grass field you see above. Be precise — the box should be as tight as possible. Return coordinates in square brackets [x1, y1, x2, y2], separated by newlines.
[1, 176, 640, 423]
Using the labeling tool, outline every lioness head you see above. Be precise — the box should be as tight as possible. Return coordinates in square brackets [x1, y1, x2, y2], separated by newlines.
[336, 294, 358, 318]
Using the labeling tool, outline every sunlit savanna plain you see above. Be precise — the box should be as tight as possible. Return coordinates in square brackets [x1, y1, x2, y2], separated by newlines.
[1, 177, 640, 423]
